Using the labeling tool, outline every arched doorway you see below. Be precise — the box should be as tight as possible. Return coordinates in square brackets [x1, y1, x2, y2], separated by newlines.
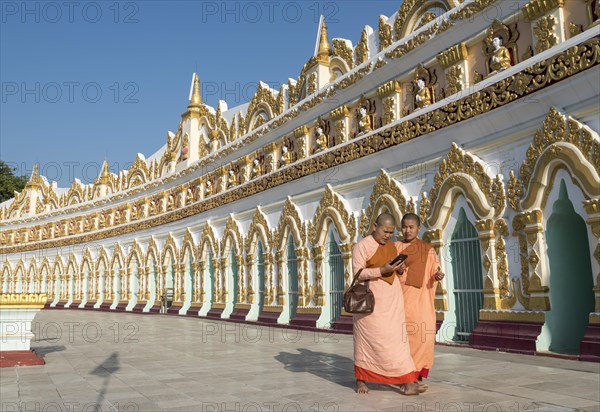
[449, 208, 484, 342]
[545, 180, 595, 353]
[327, 230, 344, 324]
[287, 235, 299, 320]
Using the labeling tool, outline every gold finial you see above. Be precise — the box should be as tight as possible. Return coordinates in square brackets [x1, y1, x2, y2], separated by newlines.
[189, 73, 202, 107]
[317, 17, 331, 63]
[98, 159, 110, 185]
[25, 163, 41, 188]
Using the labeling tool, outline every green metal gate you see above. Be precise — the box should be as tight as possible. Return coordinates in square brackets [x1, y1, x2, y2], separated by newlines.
[256, 241, 265, 310]
[328, 231, 345, 323]
[449, 208, 484, 342]
[230, 247, 238, 303]
[286, 236, 298, 319]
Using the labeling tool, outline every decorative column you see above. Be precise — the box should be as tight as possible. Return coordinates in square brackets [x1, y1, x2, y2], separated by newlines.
[339, 243, 353, 289]
[330, 106, 350, 145]
[310, 245, 325, 306]
[219, 258, 227, 304]
[436, 43, 468, 96]
[212, 257, 221, 303]
[296, 247, 310, 306]
[583, 199, 600, 311]
[521, 210, 550, 310]
[126, 267, 133, 300]
[236, 255, 245, 304]
[523, 0, 566, 55]
[423, 229, 448, 312]
[265, 252, 275, 305]
[377, 80, 402, 125]
[273, 251, 285, 305]
[475, 219, 502, 310]
[293, 126, 309, 160]
[173, 263, 182, 302]
[245, 254, 254, 304]
[195, 261, 205, 303]
[265, 143, 277, 174]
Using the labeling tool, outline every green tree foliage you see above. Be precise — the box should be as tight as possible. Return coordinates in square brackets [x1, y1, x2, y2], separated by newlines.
[0, 161, 28, 203]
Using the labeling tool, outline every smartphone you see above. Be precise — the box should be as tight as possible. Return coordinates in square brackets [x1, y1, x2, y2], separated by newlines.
[390, 253, 408, 265]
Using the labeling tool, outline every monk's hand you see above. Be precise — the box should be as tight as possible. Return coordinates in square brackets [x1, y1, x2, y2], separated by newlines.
[434, 271, 445, 281]
[381, 262, 397, 277]
[396, 262, 407, 274]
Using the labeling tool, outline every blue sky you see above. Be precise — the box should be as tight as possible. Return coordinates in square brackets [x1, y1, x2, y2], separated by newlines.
[1, 1, 401, 187]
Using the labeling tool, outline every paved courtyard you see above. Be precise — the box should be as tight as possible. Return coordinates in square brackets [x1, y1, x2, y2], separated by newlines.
[0, 310, 598, 412]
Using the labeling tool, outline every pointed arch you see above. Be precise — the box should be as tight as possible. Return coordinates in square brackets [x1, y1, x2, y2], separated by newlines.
[66, 254, 78, 275]
[95, 247, 110, 273]
[220, 215, 244, 256]
[308, 185, 356, 247]
[51, 255, 65, 276]
[394, 0, 457, 40]
[80, 248, 94, 273]
[126, 241, 144, 268]
[1, 259, 11, 293]
[144, 237, 159, 267]
[198, 222, 218, 258]
[426, 143, 506, 229]
[180, 229, 197, 262]
[359, 169, 411, 237]
[508, 108, 600, 212]
[274, 197, 306, 252]
[110, 244, 125, 271]
[27, 257, 37, 293]
[161, 234, 179, 267]
[14, 259, 25, 293]
[245, 207, 273, 255]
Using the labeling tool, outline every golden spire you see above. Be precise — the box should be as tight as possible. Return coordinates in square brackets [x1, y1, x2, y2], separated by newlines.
[25, 163, 41, 188]
[98, 160, 110, 185]
[189, 73, 202, 107]
[316, 17, 331, 64]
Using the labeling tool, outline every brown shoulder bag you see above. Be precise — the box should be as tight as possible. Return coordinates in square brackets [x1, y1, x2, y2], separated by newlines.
[343, 269, 375, 314]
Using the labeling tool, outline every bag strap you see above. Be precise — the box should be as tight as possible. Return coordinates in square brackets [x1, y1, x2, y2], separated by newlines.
[349, 269, 367, 289]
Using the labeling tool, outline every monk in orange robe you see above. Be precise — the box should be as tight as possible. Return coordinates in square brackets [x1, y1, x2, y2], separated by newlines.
[396, 213, 444, 385]
[352, 213, 425, 396]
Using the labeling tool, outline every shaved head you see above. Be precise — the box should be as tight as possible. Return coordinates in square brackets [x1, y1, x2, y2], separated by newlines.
[375, 212, 395, 227]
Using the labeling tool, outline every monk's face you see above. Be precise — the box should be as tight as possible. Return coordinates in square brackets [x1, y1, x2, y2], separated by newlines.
[372, 221, 395, 245]
[401, 218, 420, 242]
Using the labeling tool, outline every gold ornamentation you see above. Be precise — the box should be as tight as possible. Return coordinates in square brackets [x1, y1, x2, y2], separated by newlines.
[437, 43, 468, 69]
[355, 26, 370, 66]
[378, 16, 393, 51]
[570, 23, 583, 38]
[0, 293, 47, 308]
[522, 0, 564, 21]
[332, 39, 354, 69]
[308, 185, 356, 245]
[518, 108, 600, 210]
[534, 16, 558, 53]
[445, 65, 463, 96]
[429, 143, 506, 222]
[413, 64, 436, 110]
[359, 170, 410, 237]
[507, 170, 524, 211]
[220, 215, 244, 256]
[2, 38, 599, 253]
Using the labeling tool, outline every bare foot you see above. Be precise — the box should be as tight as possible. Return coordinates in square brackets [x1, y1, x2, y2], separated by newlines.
[398, 382, 420, 396]
[416, 381, 429, 392]
[356, 380, 369, 394]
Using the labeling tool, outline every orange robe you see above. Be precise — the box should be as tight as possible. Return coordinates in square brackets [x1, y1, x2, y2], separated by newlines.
[396, 238, 440, 379]
[352, 236, 417, 384]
